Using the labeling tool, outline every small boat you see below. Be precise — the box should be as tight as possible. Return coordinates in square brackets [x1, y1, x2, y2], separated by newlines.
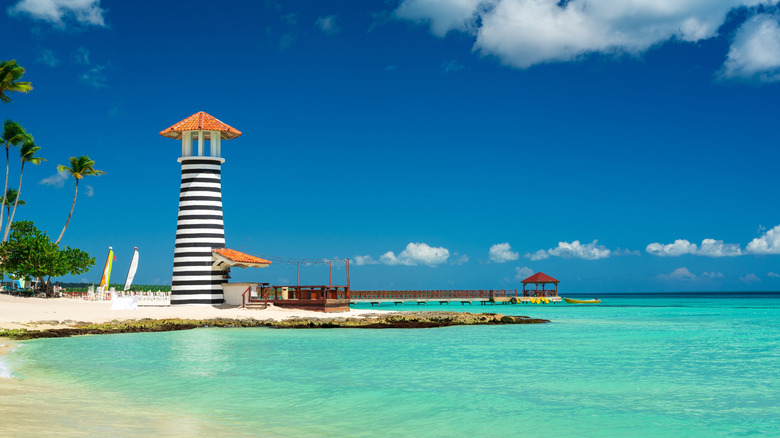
[563, 297, 601, 304]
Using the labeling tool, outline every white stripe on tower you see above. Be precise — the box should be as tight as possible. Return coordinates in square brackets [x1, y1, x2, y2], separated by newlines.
[171, 157, 226, 304]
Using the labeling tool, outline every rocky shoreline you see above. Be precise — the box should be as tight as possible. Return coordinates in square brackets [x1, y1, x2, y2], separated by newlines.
[0, 311, 549, 340]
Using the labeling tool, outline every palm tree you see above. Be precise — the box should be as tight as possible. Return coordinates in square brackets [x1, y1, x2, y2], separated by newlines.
[0, 60, 33, 104]
[3, 189, 25, 234]
[55, 155, 105, 245]
[1, 120, 31, 240]
[3, 140, 45, 241]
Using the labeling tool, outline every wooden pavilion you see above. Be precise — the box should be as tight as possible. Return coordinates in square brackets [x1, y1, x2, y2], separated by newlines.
[521, 272, 560, 297]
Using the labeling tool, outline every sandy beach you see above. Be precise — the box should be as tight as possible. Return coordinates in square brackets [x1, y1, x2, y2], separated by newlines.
[0, 294, 386, 331]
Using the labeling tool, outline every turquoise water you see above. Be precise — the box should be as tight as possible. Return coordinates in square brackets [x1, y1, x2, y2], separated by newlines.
[6, 293, 779, 437]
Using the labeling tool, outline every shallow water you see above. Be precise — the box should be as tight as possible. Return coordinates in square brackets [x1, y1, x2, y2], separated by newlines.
[3, 293, 779, 437]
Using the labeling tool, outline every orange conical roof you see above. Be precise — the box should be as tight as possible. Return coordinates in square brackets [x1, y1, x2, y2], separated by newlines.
[521, 272, 560, 283]
[160, 111, 242, 140]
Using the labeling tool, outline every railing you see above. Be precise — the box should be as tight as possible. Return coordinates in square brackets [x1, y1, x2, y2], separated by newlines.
[259, 285, 350, 300]
[350, 289, 517, 300]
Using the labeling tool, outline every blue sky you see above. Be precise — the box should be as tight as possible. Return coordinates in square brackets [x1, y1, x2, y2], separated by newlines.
[3, 0, 780, 292]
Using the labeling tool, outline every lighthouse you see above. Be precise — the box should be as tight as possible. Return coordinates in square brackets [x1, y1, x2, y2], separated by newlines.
[160, 112, 242, 305]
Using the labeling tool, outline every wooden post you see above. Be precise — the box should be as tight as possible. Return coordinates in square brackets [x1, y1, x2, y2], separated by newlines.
[346, 258, 351, 299]
[296, 263, 299, 286]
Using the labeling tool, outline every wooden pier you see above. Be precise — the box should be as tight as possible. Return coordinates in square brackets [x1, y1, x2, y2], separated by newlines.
[241, 286, 560, 312]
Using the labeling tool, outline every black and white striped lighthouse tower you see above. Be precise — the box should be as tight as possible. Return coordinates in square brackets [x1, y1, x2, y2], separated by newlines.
[160, 112, 242, 305]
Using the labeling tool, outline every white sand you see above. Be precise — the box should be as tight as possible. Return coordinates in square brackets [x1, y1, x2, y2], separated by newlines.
[0, 294, 386, 331]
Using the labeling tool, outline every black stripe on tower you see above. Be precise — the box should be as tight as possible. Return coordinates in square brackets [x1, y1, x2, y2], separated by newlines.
[178, 196, 223, 202]
[180, 186, 222, 193]
[171, 298, 224, 305]
[181, 177, 221, 185]
[177, 224, 224, 230]
[181, 168, 221, 175]
[178, 205, 223, 211]
[176, 215, 224, 221]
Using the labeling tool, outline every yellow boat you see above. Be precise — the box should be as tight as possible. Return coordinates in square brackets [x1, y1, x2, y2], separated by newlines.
[563, 297, 601, 304]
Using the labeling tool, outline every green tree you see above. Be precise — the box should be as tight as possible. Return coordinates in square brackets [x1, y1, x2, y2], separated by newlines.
[0, 221, 94, 292]
[3, 189, 25, 235]
[3, 140, 45, 242]
[0, 60, 32, 104]
[56, 155, 105, 244]
[1, 120, 32, 239]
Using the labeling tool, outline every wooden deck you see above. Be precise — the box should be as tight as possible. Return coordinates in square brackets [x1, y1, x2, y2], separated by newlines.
[241, 286, 560, 312]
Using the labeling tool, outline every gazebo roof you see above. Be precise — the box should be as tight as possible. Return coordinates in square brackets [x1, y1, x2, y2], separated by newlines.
[521, 272, 560, 284]
[212, 248, 271, 269]
[160, 111, 242, 140]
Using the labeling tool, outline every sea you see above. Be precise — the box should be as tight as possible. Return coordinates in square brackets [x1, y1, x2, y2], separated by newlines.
[2, 292, 778, 437]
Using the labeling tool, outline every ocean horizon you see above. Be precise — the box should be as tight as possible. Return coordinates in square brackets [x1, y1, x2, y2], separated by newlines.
[3, 293, 778, 437]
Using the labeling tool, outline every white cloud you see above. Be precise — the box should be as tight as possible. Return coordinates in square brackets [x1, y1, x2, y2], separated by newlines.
[315, 15, 340, 35]
[379, 242, 450, 266]
[740, 273, 761, 283]
[36, 49, 59, 66]
[515, 266, 533, 280]
[746, 224, 780, 254]
[646, 238, 742, 257]
[701, 271, 725, 279]
[721, 13, 780, 82]
[549, 240, 611, 259]
[353, 255, 379, 265]
[613, 248, 641, 256]
[526, 249, 549, 261]
[39, 170, 68, 188]
[528, 239, 611, 260]
[452, 253, 470, 265]
[658, 267, 698, 281]
[394, 0, 778, 70]
[768, 272, 780, 278]
[9, 0, 107, 27]
[698, 239, 743, 257]
[489, 242, 519, 263]
[84, 184, 94, 197]
[395, 0, 483, 37]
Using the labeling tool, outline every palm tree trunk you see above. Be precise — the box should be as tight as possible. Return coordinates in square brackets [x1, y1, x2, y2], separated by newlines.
[3, 161, 24, 242]
[56, 179, 78, 245]
[0, 145, 9, 240]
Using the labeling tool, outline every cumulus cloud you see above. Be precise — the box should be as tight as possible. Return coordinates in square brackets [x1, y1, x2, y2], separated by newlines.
[526, 249, 549, 261]
[315, 14, 340, 35]
[39, 170, 68, 188]
[659, 268, 725, 282]
[9, 0, 107, 27]
[527, 239, 611, 260]
[646, 238, 742, 257]
[380, 242, 450, 266]
[515, 266, 534, 280]
[84, 184, 94, 197]
[721, 13, 780, 82]
[394, 0, 778, 70]
[489, 242, 519, 263]
[740, 273, 761, 283]
[746, 224, 780, 254]
[353, 255, 379, 266]
[659, 267, 698, 281]
[768, 272, 780, 278]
